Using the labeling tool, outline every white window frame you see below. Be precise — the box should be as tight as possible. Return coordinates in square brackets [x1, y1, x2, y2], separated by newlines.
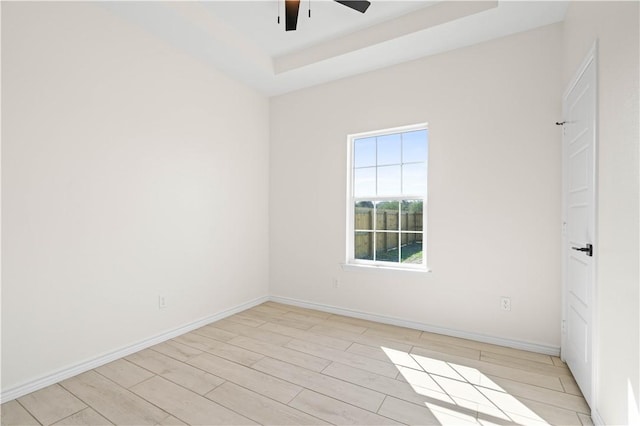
[346, 123, 428, 271]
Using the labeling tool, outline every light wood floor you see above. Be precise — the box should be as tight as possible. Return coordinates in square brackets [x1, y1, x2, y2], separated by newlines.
[2, 302, 592, 426]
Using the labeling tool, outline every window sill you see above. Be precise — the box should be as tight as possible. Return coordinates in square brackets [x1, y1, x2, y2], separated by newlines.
[340, 263, 431, 274]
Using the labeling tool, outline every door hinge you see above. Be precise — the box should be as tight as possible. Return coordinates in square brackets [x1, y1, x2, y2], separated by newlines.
[561, 320, 567, 334]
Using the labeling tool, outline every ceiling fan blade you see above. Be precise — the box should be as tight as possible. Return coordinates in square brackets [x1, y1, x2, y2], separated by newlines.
[285, 0, 300, 31]
[334, 0, 371, 13]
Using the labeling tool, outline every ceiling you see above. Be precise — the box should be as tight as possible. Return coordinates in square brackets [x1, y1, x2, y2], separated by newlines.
[100, 1, 569, 96]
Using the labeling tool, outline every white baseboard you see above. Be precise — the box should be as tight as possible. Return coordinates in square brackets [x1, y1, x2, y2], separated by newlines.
[270, 295, 560, 356]
[1, 293, 562, 403]
[0, 295, 268, 403]
[591, 408, 604, 425]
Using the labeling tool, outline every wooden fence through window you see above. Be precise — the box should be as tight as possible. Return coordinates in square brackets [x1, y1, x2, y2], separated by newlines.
[354, 208, 423, 259]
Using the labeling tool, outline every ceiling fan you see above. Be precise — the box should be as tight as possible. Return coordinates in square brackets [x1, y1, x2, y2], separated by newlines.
[284, 0, 371, 31]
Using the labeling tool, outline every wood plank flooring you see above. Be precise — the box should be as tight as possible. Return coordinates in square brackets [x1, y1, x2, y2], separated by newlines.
[1, 302, 592, 425]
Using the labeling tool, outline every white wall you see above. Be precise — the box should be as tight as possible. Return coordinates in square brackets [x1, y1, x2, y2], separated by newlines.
[1, 2, 269, 393]
[270, 24, 563, 349]
[562, 2, 640, 424]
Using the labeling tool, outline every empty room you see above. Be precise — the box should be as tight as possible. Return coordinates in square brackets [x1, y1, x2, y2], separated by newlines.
[1, 1, 638, 425]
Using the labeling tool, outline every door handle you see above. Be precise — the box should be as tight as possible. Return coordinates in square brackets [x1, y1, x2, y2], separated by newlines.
[571, 243, 593, 257]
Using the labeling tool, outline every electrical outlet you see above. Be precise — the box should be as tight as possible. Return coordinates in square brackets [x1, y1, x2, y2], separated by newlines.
[158, 295, 167, 309]
[500, 297, 511, 311]
[332, 278, 339, 289]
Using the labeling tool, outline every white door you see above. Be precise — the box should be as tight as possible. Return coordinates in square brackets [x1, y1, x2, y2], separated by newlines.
[562, 45, 597, 407]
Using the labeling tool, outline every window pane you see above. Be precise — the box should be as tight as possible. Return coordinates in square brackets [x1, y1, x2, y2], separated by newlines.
[377, 165, 401, 196]
[354, 137, 376, 168]
[402, 130, 428, 163]
[354, 167, 376, 197]
[401, 235, 423, 264]
[350, 125, 428, 269]
[401, 200, 423, 231]
[354, 232, 373, 260]
[375, 232, 399, 263]
[376, 201, 398, 231]
[402, 163, 427, 195]
[377, 134, 401, 165]
[354, 201, 374, 231]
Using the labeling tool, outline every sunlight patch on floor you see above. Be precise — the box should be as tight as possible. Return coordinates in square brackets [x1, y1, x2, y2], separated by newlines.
[381, 346, 549, 425]
[426, 403, 480, 425]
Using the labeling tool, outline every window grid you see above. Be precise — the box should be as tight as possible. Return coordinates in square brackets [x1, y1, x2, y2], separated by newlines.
[348, 123, 428, 269]
[353, 202, 423, 263]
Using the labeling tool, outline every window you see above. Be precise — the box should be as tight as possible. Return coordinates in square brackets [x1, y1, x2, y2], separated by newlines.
[347, 123, 428, 270]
